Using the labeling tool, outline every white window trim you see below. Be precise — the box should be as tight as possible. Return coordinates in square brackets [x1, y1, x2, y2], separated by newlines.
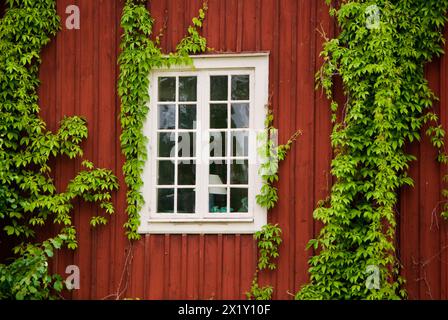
[138, 52, 269, 234]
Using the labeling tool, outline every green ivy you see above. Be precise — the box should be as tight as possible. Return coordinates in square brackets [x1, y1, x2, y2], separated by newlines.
[256, 107, 301, 210]
[0, 0, 118, 299]
[248, 107, 299, 299]
[118, 0, 208, 240]
[296, 0, 448, 300]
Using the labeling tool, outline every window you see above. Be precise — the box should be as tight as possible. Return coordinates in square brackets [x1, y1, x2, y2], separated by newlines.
[139, 53, 269, 234]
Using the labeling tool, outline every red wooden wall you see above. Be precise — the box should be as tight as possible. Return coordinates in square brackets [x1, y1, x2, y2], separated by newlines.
[31, 0, 448, 299]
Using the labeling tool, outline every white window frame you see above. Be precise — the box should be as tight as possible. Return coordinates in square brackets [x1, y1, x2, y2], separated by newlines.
[138, 53, 269, 234]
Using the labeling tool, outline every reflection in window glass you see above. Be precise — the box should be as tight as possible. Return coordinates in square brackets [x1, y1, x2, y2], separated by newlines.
[158, 160, 175, 185]
[210, 76, 228, 101]
[231, 75, 249, 100]
[177, 188, 195, 213]
[158, 105, 176, 129]
[179, 77, 197, 102]
[231, 103, 249, 128]
[179, 105, 197, 129]
[157, 188, 175, 213]
[230, 188, 248, 212]
[158, 77, 176, 101]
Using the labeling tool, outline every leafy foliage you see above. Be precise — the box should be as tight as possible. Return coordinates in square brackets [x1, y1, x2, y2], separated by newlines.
[247, 107, 299, 299]
[296, 0, 448, 300]
[0, 236, 66, 300]
[118, 0, 208, 240]
[246, 271, 274, 301]
[247, 223, 282, 300]
[0, 0, 118, 299]
[255, 223, 282, 271]
[256, 107, 301, 209]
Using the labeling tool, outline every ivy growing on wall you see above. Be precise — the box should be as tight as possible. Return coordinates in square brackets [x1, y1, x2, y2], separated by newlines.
[118, 0, 208, 240]
[247, 106, 300, 300]
[296, 0, 448, 300]
[0, 0, 118, 299]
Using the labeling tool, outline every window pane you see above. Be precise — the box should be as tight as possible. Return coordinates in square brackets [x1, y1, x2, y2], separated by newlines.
[157, 188, 174, 213]
[158, 132, 175, 157]
[231, 131, 249, 157]
[177, 188, 195, 213]
[178, 132, 195, 158]
[178, 161, 196, 185]
[158, 104, 176, 129]
[230, 188, 248, 213]
[210, 131, 227, 158]
[210, 76, 228, 101]
[230, 160, 248, 184]
[209, 188, 228, 213]
[231, 103, 249, 128]
[158, 160, 174, 185]
[158, 77, 176, 102]
[179, 104, 196, 129]
[209, 161, 227, 185]
[179, 76, 197, 102]
[231, 75, 249, 100]
[210, 104, 228, 129]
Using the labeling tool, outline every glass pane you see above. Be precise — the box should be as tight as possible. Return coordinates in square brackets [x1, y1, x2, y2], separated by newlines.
[158, 132, 175, 157]
[178, 132, 195, 158]
[177, 188, 195, 213]
[158, 77, 176, 102]
[179, 104, 196, 129]
[178, 161, 196, 185]
[230, 188, 248, 213]
[231, 131, 249, 157]
[157, 188, 175, 213]
[231, 103, 249, 128]
[230, 160, 248, 184]
[231, 75, 249, 100]
[158, 104, 176, 129]
[209, 161, 227, 185]
[209, 131, 227, 158]
[158, 160, 174, 185]
[209, 188, 228, 213]
[210, 104, 228, 129]
[179, 76, 197, 102]
[210, 76, 228, 101]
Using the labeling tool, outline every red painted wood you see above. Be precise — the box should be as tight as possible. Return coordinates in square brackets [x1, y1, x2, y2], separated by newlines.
[31, 0, 448, 300]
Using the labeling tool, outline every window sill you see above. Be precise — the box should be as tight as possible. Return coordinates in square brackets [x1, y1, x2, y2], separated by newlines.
[138, 217, 265, 234]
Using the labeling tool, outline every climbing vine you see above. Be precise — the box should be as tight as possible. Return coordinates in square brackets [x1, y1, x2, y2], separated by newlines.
[0, 0, 118, 299]
[296, 0, 448, 300]
[247, 107, 300, 300]
[118, 0, 208, 240]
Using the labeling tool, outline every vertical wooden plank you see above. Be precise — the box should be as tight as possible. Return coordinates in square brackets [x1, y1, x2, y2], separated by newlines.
[203, 235, 218, 299]
[147, 235, 165, 299]
[239, 235, 256, 299]
[111, 0, 130, 301]
[181, 234, 188, 298]
[269, 0, 295, 299]
[241, 0, 256, 52]
[198, 234, 205, 298]
[130, 238, 146, 298]
[418, 62, 442, 300]
[93, 0, 117, 299]
[293, 0, 316, 295]
[204, 0, 220, 51]
[74, 0, 96, 299]
[222, 235, 235, 299]
[224, 0, 237, 52]
[168, 235, 182, 299]
[186, 235, 200, 299]
[55, 0, 77, 299]
[440, 25, 448, 301]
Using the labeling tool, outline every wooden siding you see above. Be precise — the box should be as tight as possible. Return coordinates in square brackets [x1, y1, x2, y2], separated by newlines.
[30, 0, 448, 299]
